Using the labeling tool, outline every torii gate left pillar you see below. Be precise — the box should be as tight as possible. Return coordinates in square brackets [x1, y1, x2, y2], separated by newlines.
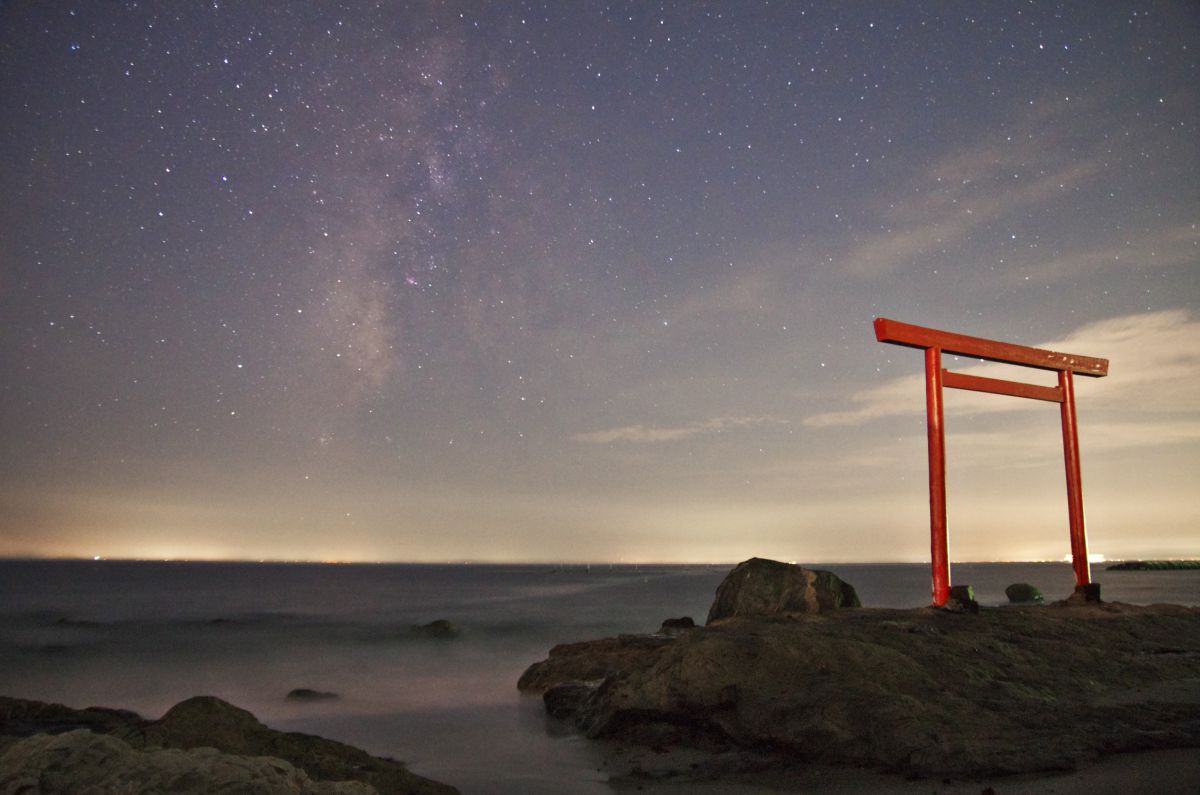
[874, 318, 1109, 606]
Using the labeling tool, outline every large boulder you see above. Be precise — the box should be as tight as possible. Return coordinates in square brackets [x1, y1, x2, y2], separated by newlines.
[0, 729, 374, 794]
[706, 558, 860, 623]
[139, 695, 263, 750]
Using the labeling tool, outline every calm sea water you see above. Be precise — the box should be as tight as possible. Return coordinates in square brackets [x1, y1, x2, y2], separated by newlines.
[1, 560, 1197, 792]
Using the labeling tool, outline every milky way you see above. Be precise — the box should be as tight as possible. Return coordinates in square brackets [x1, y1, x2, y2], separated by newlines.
[2, 2, 1197, 563]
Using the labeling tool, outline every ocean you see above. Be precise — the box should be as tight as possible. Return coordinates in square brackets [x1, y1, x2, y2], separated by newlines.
[1, 560, 1197, 792]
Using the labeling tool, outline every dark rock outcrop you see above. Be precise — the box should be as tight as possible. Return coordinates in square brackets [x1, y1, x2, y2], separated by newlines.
[1005, 583, 1044, 603]
[658, 617, 696, 635]
[0, 695, 457, 795]
[521, 598, 1200, 779]
[706, 558, 860, 623]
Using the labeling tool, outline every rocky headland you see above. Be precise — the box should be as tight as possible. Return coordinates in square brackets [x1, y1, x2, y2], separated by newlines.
[519, 558, 1200, 783]
[1107, 560, 1200, 571]
[0, 695, 457, 794]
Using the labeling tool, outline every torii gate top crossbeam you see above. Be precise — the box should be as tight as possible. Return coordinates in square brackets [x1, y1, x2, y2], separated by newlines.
[874, 317, 1108, 377]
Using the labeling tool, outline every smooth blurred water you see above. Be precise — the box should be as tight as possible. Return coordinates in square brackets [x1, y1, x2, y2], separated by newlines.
[0, 559, 1196, 792]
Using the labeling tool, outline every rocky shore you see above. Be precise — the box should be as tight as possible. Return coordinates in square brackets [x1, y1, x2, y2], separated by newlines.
[4, 558, 1197, 792]
[0, 695, 457, 794]
[520, 558, 1200, 785]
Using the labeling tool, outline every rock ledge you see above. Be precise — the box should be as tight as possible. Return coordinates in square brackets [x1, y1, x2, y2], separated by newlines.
[521, 585, 1200, 778]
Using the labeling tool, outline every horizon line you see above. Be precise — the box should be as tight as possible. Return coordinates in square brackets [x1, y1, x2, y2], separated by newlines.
[0, 555, 1156, 566]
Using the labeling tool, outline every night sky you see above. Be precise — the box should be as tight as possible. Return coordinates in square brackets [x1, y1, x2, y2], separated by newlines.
[2, 2, 1197, 563]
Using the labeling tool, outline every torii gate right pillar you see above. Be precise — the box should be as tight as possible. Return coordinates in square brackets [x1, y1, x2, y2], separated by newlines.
[1060, 369, 1090, 588]
[924, 346, 950, 606]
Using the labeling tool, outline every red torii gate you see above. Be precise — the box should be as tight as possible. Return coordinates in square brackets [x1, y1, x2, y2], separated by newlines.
[874, 318, 1109, 606]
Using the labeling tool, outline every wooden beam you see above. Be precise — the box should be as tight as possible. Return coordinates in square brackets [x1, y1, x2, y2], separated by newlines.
[943, 370, 1064, 403]
[874, 317, 1108, 377]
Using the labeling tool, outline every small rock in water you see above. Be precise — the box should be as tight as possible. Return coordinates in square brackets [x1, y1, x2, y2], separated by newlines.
[285, 688, 339, 702]
[55, 617, 101, 628]
[411, 619, 459, 639]
[1005, 583, 1044, 603]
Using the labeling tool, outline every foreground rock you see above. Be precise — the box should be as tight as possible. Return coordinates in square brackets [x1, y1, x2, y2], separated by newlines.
[706, 557, 860, 622]
[0, 695, 457, 795]
[521, 599, 1200, 779]
[0, 729, 373, 794]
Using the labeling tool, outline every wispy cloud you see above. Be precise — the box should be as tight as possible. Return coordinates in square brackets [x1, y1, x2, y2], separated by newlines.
[1002, 222, 1199, 285]
[806, 310, 1200, 444]
[573, 416, 785, 444]
[947, 420, 1200, 462]
[839, 98, 1110, 278]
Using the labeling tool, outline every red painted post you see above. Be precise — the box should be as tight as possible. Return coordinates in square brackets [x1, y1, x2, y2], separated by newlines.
[1059, 369, 1091, 586]
[925, 346, 950, 606]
